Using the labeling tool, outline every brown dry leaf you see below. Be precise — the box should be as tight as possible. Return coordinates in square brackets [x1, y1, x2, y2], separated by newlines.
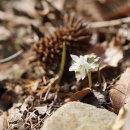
[70, 88, 92, 101]
[50, 0, 66, 11]
[20, 96, 34, 113]
[35, 106, 48, 115]
[95, 0, 130, 20]
[0, 27, 11, 41]
[0, 112, 8, 130]
[0, 64, 26, 81]
[25, 80, 40, 91]
[88, 38, 123, 67]
[65, 0, 130, 21]
[88, 43, 106, 57]
[109, 68, 130, 114]
[76, 0, 103, 20]
[8, 103, 23, 124]
[100, 65, 120, 81]
[0, 11, 39, 27]
[11, 0, 37, 18]
[104, 37, 123, 67]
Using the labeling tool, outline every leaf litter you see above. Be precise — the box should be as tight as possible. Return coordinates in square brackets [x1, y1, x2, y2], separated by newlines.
[0, 0, 130, 130]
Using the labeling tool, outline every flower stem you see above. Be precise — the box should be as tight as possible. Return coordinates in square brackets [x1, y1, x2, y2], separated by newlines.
[56, 42, 66, 86]
[97, 63, 102, 90]
[87, 70, 92, 88]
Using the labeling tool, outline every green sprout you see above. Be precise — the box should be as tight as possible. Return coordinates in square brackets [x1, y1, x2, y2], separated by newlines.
[56, 42, 66, 86]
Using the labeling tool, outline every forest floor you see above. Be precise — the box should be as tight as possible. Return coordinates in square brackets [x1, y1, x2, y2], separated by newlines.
[0, 0, 130, 130]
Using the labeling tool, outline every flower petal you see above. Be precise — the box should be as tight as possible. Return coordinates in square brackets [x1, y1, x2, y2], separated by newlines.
[69, 63, 79, 71]
[70, 54, 79, 62]
[79, 66, 86, 80]
[84, 55, 88, 61]
[90, 63, 98, 69]
[84, 61, 91, 70]
[79, 55, 84, 65]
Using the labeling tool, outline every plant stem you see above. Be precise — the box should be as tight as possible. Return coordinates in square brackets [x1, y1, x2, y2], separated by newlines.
[87, 70, 92, 89]
[56, 42, 66, 86]
[97, 63, 102, 90]
[0, 49, 23, 64]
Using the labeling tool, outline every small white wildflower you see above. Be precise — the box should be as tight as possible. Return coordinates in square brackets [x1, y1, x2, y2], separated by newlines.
[85, 53, 100, 68]
[69, 54, 99, 80]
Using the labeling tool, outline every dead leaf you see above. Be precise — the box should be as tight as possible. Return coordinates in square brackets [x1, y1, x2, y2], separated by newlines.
[70, 88, 92, 101]
[20, 96, 34, 112]
[35, 106, 48, 115]
[0, 64, 27, 81]
[50, 0, 66, 11]
[0, 112, 8, 130]
[109, 68, 130, 113]
[65, 0, 130, 21]
[104, 37, 123, 67]
[88, 43, 106, 58]
[12, 0, 37, 18]
[100, 65, 120, 81]
[25, 80, 40, 91]
[8, 103, 23, 123]
[88, 38, 123, 67]
[0, 27, 11, 41]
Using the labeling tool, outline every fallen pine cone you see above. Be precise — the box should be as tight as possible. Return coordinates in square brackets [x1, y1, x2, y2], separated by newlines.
[31, 13, 91, 76]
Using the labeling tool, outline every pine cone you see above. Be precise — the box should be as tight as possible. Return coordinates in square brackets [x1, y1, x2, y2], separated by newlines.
[32, 13, 91, 76]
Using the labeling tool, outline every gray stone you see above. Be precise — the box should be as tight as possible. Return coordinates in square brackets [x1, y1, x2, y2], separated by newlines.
[41, 102, 116, 130]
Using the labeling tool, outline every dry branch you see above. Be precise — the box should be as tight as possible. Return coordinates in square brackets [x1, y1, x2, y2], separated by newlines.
[90, 17, 130, 28]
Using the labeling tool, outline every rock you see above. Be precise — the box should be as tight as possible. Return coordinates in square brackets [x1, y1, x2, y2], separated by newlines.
[41, 102, 116, 130]
[112, 103, 130, 130]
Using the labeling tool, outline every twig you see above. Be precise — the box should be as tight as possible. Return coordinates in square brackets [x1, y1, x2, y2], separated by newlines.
[44, 76, 59, 101]
[44, 42, 66, 101]
[90, 17, 130, 28]
[0, 50, 23, 64]
[44, 42, 66, 105]
[33, 100, 59, 128]
[107, 74, 121, 89]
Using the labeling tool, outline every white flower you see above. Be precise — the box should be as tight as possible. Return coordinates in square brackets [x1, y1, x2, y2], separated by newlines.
[85, 53, 100, 68]
[69, 54, 99, 80]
